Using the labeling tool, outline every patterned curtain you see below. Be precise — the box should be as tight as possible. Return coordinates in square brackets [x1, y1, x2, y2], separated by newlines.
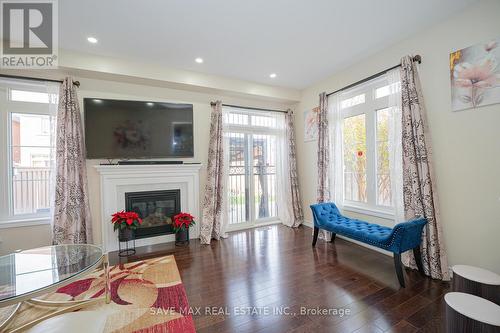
[200, 101, 226, 244]
[400, 56, 450, 280]
[283, 109, 303, 227]
[317, 92, 330, 202]
[52, 78, 93, 244]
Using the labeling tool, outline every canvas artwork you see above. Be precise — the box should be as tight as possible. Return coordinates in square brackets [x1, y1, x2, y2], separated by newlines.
[304, 107, 319, 141]
[450, 38, 500, 111]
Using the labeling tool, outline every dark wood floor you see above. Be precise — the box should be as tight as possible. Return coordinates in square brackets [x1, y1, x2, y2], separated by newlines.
[110, 224, 450, 333]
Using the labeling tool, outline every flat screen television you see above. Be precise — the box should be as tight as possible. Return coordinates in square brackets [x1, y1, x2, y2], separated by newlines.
[84, 98, 193, 159]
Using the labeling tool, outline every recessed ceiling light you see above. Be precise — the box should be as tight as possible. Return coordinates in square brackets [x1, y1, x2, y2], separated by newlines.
[87, 37, 98, 44]
[195, 57, 203, 64]
[269, 73, 277, 78]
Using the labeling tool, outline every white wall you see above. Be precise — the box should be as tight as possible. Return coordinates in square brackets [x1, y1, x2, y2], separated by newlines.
[0, 76, 292, 254]
[295, 0, 500, 273]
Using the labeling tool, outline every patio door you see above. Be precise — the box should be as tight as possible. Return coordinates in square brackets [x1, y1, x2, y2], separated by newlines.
[224, 108, 280, 230]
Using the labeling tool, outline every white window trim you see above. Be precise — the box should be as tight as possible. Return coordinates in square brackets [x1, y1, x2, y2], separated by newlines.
[0, 81, 57, 227]
[338, 76, 396, 218]
[223, 107, 283, 229]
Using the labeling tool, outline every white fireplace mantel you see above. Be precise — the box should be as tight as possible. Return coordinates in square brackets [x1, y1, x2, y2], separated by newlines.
[94, 163, 202, 252]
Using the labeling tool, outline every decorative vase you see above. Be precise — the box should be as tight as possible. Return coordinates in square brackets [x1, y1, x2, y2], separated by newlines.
[118, 228, 134, 242]
[175, 227, 189, 246]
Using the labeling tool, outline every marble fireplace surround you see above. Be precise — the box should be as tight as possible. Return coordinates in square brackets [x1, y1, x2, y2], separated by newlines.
[94, 164, 202, 252]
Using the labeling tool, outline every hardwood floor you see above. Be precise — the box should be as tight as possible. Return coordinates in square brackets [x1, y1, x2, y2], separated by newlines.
[109, 224, 450, 333]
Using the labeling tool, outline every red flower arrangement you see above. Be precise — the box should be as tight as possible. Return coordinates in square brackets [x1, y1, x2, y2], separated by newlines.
[172, 212, 195, 233]
[111, 211, 142, 231]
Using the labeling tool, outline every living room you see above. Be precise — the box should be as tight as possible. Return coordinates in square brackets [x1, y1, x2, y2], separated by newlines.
[0, 0, 499, 332]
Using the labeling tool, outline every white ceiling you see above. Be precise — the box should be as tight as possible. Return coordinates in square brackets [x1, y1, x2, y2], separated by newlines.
[59, 0, 477, 89]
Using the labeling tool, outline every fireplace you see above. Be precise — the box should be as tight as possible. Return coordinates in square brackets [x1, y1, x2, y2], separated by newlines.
[125, 189, 180, 239]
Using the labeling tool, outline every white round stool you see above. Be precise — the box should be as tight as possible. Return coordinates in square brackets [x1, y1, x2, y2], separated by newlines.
[445, 292, 500, 333]
[452, 265, 500, 305]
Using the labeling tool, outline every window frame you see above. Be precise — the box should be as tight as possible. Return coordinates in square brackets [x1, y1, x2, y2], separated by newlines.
[223, 107, 282, 231]
[0, 82, 57, 228]
[338, 76, 396, 218]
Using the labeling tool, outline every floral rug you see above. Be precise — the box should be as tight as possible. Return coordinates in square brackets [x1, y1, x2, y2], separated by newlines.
[1, 255, 196, 333]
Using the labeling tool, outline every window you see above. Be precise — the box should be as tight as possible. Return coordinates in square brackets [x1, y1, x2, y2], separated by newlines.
[335, 76, 399, 214]
[223, 107, 282, 229]
[0, 79, 58, 224]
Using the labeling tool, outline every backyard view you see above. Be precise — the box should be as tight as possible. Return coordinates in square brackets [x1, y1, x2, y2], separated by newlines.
[224, 110, 279, 226]
[343, 107, 392, 206]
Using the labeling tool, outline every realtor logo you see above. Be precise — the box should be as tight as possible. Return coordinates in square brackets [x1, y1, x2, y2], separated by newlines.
[1, 0, 58, 68]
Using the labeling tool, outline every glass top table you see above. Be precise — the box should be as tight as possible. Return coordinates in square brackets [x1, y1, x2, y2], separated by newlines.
[0, 244, 104, 306]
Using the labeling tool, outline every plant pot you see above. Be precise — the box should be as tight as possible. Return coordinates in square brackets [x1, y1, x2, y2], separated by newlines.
[175, 227, 189, 246]
[118, 228, 135, 242]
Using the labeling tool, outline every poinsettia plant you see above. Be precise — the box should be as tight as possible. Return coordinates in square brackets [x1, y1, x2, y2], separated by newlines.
[172, 212, 195, 233]
[111, 211, 142, 231]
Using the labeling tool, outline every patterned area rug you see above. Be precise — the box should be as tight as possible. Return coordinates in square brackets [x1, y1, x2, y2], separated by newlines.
[1, 255, 196, 333]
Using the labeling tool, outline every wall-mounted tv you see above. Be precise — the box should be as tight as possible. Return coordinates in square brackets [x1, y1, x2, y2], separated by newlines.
[84, 98, 193, 159]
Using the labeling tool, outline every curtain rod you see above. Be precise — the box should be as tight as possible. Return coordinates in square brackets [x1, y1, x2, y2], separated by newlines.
[210, 102, 288, 113]
[326, 55, 421, 97]
[0, 74, 80, 87]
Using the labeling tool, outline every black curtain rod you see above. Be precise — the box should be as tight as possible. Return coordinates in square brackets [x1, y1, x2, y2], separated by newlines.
[210, 102, 288, 113]
[326, 55, 421, 97]
[0, 74, 80, 87]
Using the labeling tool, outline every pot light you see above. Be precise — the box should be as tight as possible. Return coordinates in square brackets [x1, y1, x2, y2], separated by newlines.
[269, 73, 277, 78]
[87, 37, 98, 44]
[195, 57, 204, 64]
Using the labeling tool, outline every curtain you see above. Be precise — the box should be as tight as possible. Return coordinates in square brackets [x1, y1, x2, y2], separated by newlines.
[200, 101, 228, 244]
[316, 92, 332, 240]
[317, 92, 330, 202]
[399, 56, 449, 280]
[387, 68, 405, 224]
[279, 110, 303, 228]
[52, 77, 93, 244]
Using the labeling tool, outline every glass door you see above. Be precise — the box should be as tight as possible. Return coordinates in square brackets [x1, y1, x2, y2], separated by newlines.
[225, 108, 280, 230]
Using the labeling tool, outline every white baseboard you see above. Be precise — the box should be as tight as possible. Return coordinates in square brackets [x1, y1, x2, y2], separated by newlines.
[303, 220, 392, 257]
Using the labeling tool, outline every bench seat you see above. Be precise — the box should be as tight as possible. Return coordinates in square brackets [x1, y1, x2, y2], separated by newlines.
[310, 202, 428, 287]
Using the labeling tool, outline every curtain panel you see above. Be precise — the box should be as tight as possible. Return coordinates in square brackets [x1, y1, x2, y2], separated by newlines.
[280, 110, 304, 228]
[399, 56, 450, 280]
[52, 77, 93, 244]
[200, 101, 228, 244]
[317, 92, 330, 203]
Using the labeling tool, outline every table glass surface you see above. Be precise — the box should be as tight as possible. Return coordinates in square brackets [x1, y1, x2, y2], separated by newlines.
[0, 244, 103, 304]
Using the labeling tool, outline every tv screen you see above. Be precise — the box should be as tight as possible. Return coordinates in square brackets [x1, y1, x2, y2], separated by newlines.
[84, 98, 193, 159]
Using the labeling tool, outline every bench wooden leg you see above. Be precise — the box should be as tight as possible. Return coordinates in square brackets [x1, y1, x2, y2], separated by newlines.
[413, 246, 425, 276]
[330, 233, 336, 242]
[394, 253, 405, 288]
[312, 227, 319, 247]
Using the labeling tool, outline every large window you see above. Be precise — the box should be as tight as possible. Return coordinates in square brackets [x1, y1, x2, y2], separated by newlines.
[336, 76, 399, 215]
[223, 107, 282, 229]
[0, 79, 58, 225]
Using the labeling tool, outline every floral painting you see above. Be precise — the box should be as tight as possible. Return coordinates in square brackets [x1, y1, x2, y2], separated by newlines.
[304, 106, 319, 141]
[450, 38, 500, 111]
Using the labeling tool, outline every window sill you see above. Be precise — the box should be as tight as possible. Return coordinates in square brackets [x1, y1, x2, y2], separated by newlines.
[0, 217, 51, 229]
[341, 204, 395, 220]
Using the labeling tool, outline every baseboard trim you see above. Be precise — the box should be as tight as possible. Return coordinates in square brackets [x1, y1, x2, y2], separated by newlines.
[302, 220, 392, 257]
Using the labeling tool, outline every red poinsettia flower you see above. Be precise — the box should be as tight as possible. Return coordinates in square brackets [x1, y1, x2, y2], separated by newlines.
[111, 211, 142, 231]
[172, 212, 195, 233]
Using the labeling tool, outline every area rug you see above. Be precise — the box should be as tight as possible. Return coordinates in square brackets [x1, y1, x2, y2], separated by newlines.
[1, 255, 196, 333]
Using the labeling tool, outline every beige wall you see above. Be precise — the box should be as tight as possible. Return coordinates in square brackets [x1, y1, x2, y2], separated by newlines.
[295, 0, 500, 273]
[0, 77, 292, 254]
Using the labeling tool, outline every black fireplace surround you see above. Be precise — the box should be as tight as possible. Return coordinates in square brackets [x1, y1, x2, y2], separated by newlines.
[125, 189, 180, 239]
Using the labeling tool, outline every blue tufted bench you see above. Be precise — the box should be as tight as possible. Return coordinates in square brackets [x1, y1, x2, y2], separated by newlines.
[310, 202, 428, 287]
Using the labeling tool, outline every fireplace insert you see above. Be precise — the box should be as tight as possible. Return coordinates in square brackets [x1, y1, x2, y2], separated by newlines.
[125, 189, 180, 239]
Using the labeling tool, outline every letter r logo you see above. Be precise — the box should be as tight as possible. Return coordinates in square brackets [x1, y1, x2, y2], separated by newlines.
[1, 1, 53, 54]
